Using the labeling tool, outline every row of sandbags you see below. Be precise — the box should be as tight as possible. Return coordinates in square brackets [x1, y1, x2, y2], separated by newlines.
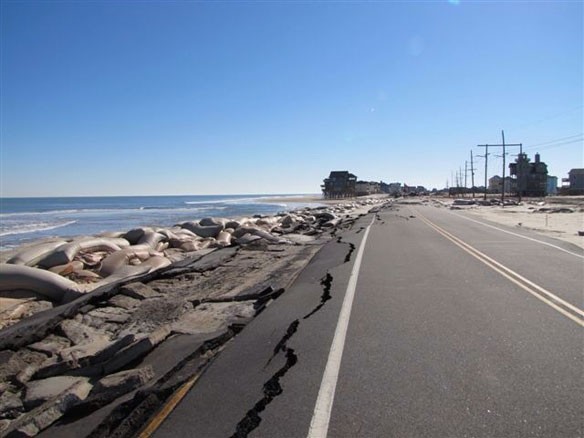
[0, 199, 387, 304]
[0, 213, 321, 302]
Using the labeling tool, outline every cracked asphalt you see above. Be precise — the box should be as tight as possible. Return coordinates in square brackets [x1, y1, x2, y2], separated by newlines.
[153, 206, 583, 438]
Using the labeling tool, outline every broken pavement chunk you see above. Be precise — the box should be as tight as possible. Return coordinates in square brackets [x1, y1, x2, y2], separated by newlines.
[85, 307, 131, 324]
[119, 282, 163, 300]
[103, 327, 170, 375]
[171, 301, 256, 336]
[28, 335, 72, 357]
[0, 390, 23, 420]
[91, 366, 154, 401]
[107, 294, 141, 310]
[58, 319, 109, 346]
[6, 378, 92, 437]
[24, 375, 90, 410]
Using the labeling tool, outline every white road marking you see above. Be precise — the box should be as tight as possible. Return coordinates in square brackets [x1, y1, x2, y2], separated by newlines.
[416, 212, 584, 327]
[307, 216, 375, 438]
[448, 209, 584, 259]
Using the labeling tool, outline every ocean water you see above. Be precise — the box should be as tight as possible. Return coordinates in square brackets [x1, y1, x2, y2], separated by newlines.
[0, 195, 323, 251]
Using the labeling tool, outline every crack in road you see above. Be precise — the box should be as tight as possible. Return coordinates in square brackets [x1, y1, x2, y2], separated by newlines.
[229, 272, 337, 436]
[228, 227, 362, 437]
[303, 273, 333, 320]
[266, 319, 299, 367]
[336, 236, 356, 263]
[231, 334, 298, 437]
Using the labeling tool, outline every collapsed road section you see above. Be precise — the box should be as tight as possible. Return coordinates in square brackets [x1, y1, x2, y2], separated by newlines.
[151, 211, 378, 438]
[0, 239, 323, 438]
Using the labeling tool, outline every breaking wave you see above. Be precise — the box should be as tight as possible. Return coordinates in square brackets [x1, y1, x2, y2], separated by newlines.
[0, 220, 78, 237]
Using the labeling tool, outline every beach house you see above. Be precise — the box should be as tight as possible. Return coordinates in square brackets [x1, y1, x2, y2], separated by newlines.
[322, 171, 357, 199]
[509, 153, 548, 197]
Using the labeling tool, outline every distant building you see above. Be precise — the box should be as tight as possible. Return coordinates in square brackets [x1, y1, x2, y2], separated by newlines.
[509, 153, 548, 197]
[568, 168, 584, 191]
[547, 176, 558, 196]
[401, 184, 427, 196]
[321, 171, 357, 199]
[379, 181, 391, 194]
[355, 181, 381, 196]
[387, 182, 402, 196]
[355, 181, 370, 196]
[561, 169, 584, 195]
[488, 175, 516, 193]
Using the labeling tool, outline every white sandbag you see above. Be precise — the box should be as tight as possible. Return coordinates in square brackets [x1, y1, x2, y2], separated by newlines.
[180, 222, 224, 239]
[38, 238, 130, 269]
[0, 264, 81, 303]
[6, 241, 68, 266]
[138, 231, 166, 249]
[99, 245, 153, 277]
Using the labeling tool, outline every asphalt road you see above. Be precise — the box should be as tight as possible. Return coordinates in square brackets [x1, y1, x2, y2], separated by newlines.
[153, 204, 583, 438]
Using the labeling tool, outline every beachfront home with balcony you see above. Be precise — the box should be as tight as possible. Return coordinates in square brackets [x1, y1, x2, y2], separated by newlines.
[322, 171, 357, 199]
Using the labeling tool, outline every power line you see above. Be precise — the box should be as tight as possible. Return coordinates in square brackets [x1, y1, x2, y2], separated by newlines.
[533, 138, 583, 152]
[512, 104, 583, 132]
[523, 133, 583, 150]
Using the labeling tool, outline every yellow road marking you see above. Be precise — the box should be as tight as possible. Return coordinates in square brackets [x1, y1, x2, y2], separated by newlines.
[138, 373, 201, 438]
[421, 214, 584, 317]
[414, 210, 584, 328]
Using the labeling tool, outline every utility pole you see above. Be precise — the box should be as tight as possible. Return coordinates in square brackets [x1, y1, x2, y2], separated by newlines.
[458, 167, 462, 195]
[464, 161, 468, 195]
[513, 144, 525, 203]
[501, 130, 506, 205]
[470, 150, 476, 198]
[477, 130, 521, 206]
[494, 151, 507, 202]
[476, 146, 489, 201]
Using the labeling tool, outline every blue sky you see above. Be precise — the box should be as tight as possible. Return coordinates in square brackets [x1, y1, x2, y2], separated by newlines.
[1, 0, 582, 196]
